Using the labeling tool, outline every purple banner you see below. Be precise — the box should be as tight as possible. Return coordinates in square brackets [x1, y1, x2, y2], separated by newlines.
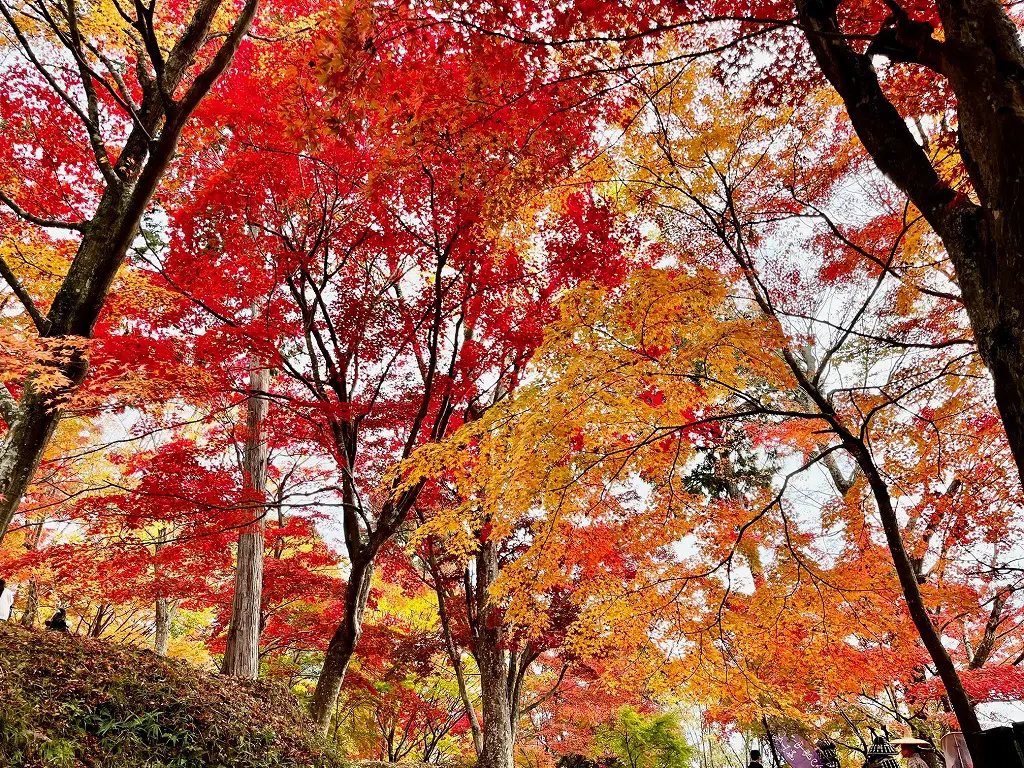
[770, 733, 823, 768]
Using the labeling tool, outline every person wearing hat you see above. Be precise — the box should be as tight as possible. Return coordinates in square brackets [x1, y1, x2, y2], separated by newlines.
[891, 738, 930, 768]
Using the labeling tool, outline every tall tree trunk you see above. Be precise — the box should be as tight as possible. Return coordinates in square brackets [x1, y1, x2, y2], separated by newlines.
[473, 540, 515, 768]
[794, 0, 1024, 490]
[851, 440, 987, 766]
[787, 6, 1024, 761]
[310, 556, 376, 735]
[932, 0, 1024, 488]
[426, 545, 484, 756]
[790, 358, 988, 767]
[222, 365, 271, 678]
[0, 0, 260, 543]
[153, 526, 176, 656]
[19, 516, 44, 627]
[154, 597, 178, 656]
[19, 580, 38, 628]
[733, 245, 989, 763]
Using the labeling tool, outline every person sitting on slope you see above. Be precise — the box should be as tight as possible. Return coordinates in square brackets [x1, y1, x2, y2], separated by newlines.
[45, 607, 69, 633]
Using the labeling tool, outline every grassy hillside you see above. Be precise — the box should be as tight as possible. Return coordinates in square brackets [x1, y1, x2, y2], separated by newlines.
[0, 623, 345, 768]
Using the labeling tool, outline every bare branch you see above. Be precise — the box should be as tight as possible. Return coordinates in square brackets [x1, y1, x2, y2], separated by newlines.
[0, 189, 85, 232]
[0, 253, 52, 334]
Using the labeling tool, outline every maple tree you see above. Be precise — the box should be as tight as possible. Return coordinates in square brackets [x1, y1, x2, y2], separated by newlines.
[431, 0, 1024, 496]
[152, 0, 649, 735]
[626, 71, 1024, 768]
[418, 59, 1021, 766]
[409, 490, 667, 768]
[428, 253, 1013, 763]
[0, 0, 262, 539]
[3, 0, 1024, 765]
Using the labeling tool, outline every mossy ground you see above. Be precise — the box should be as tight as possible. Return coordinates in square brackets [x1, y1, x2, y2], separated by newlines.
[0, 623, 345, 768]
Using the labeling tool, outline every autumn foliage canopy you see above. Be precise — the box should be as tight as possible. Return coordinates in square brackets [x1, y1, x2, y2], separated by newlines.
[3, 0, 1024, 766]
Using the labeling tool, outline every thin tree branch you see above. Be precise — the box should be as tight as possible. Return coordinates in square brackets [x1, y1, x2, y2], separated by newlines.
[0, 189, 85, 232]
[0, 253, 52, 334]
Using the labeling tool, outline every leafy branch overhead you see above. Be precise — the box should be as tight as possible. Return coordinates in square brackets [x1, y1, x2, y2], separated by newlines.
[2, 2, 1024, 768]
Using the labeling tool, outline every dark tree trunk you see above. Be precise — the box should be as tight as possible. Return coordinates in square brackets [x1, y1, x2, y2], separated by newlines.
[473, 540, 516, 768]
[853, 442, 987, 765]
[0, 0, 260, 543]
[90, 603, 109, 638]
[932, 0, 1024, 488]
[790, 360, 988, 767]
[222, 365, 271, 678]
[310, 556, 376, 735]
[794, 0, 1024, 493]
[788, 6, 1024, 757]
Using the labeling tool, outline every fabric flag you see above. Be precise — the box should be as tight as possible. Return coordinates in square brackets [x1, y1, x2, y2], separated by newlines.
[771, 733, 822, 768]
[941, 733, 973, 768]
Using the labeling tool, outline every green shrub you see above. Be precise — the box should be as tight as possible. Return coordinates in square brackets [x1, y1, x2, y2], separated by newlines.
[597, 707, 694, 768]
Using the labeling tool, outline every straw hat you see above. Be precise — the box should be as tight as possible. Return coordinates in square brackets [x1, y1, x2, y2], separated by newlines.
[890, 738, 931, 748]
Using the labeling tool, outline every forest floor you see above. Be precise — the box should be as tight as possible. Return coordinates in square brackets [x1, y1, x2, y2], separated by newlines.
[0, 622, 346, 768]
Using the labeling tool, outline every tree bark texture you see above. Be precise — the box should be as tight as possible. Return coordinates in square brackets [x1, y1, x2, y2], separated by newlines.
[19, 580, 38, 628]
[222, 365, 271, 678]
[18, 518, 44, 628]
[310, 556, 376, 734]
[473, 540, 516, 768]
[154, 597, 178, 657]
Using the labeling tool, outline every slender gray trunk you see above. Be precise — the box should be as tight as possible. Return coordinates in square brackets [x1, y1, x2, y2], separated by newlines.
[152, 526, 176, 655]
[19, 580, 38, 628]
[154, 597, 177, 656]
[222, 365, 270, 678]
[19, 517, 44, 627]
[424, 544, 484, 755]
[474, 540, 515, 768]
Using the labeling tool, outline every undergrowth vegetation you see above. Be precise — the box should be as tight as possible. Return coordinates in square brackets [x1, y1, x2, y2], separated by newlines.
[0, 623, 345, 768]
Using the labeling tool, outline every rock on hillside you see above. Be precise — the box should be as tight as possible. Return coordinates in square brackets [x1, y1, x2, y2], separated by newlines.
[0, 623, 345, 768]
